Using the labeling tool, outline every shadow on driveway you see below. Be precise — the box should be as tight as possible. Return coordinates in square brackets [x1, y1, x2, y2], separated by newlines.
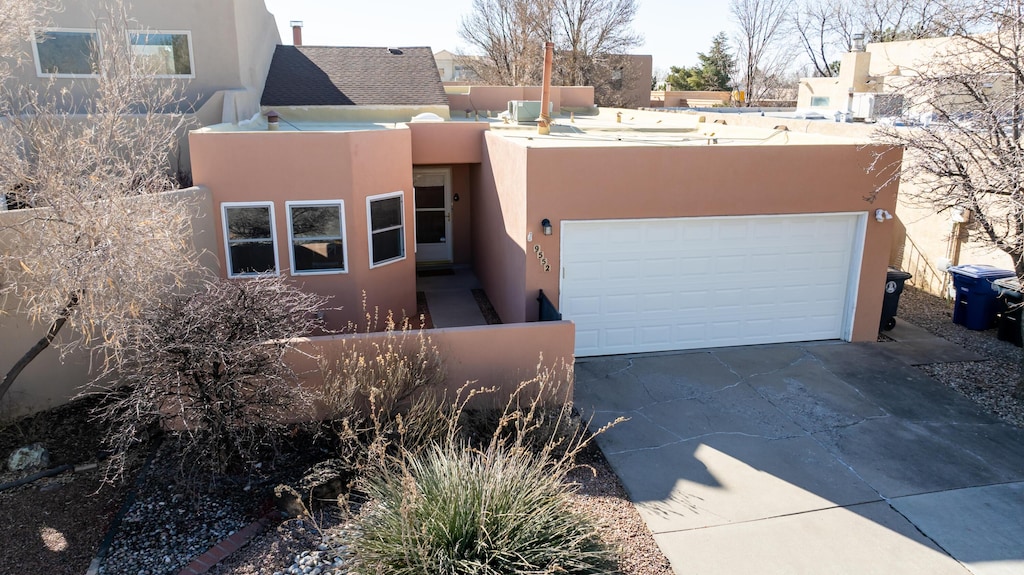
[575, 341, 1024, 575]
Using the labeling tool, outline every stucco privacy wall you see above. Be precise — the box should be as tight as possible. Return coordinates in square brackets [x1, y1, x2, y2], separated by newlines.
[445, 86, 596, 116]
[479, 133, 902, 342]
[188, 128, 417, 330]
[472, 133, 531, 324]
[286, 320, 576, 414]
[0, 187, 219, 418]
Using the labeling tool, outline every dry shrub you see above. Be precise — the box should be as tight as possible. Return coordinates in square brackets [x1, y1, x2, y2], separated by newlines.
[89, 276, 328, 480]
[319, 310, 449, 473]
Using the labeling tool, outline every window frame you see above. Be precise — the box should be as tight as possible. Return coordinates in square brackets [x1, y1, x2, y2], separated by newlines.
[222, 201, 280, 278]
[286, 200, 348, 276]
[366, 191, 406, 269]
[31, 27, 101, 78]
[127, 29, 195, 78]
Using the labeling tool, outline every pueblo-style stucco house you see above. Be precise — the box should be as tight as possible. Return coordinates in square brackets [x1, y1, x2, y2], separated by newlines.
[190, 45, 902, 360]
[0, 41, 901, 418]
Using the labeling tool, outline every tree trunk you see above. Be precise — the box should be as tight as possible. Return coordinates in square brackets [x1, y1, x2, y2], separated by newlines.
[0, 294, 80, 403]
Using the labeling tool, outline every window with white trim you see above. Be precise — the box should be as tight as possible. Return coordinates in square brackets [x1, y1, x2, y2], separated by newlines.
[222, 202, 278, 277]
[287, 201, 347, 274]
[32, 28, 100, 77]
[367, 192, 405, 267]
[129, 30, 193, 77]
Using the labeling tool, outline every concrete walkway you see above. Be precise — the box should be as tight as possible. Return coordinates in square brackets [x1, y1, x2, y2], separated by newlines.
[575, 336, 1024, 575]
[417, 268, 487, 328]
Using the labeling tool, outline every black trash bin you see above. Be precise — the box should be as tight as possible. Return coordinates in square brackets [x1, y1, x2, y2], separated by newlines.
[880, 267, 913, 331]
[994, 277, 1023, 347]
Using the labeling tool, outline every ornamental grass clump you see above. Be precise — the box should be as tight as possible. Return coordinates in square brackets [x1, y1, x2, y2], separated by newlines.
[353, 442, 614, 575]
[349, 361, 625, 574]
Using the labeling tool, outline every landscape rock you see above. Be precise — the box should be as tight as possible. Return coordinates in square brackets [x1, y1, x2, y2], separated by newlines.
[7, 443, 50, 471]
[274, 459, 352, 517]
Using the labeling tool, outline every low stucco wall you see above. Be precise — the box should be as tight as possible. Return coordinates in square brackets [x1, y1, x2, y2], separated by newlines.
[651, 90, 731, 108]
[286, 320, 576, 413]
[445, 86, 597, 116]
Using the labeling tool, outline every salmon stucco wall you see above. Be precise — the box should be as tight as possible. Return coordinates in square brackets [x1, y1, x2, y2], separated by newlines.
[286, 320, 576, 415]
[479, 140, 901, 342]
[451, 165, 474, 265]
[189, 128, 417, 329]
[408, 122, 489, 165]
[472, 133, 531, 324]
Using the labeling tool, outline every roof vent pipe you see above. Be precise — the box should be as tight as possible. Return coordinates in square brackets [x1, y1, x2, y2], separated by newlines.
[538, 41, 554, 135]
[290, 21, 303, 46]
[852, 33, 865, 52]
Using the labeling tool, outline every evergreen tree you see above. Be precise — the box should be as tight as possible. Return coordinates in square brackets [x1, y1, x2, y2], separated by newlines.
[666, 33, 736, 91]
[696, 32, 736, 90]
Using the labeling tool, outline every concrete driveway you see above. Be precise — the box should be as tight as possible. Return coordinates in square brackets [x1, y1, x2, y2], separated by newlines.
[575, 339, 1024, 575]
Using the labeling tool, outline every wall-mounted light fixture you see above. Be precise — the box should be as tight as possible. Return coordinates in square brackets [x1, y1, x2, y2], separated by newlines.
[541, 218, 553, 235]
[875, 208, 893, 222]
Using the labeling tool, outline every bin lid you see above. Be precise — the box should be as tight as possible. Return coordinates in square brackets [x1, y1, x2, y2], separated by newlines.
[947, 264, 1015, 280]
[993, 277, 1023, 297]
[886, 267, 912, 281]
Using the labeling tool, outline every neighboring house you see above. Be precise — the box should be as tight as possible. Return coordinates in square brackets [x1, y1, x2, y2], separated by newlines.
[796, 35, 999, 120]
[434, 50, 482, 83]
[4, 0, 281, 173]
[190, 73, 900, 358]
[795, 35, 1016, 293]
[606, 53, 652, 109]
[262, 45, 450, 122]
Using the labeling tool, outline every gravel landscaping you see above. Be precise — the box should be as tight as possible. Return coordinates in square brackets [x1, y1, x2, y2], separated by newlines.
[897, 285, 1024, 428]
[2, 284, 1021, 575]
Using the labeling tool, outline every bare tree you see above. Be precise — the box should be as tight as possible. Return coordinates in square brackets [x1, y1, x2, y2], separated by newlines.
[457, 0, 643, 104]
[791, 0, 853, 77]
[0, 0, 48, 86]
[550, 0, 642, 86]
[90, 276, 328, 478]
[873, 0, 1024, 398]
[0, 1, 200, 403]
[855, 0, 949, 41]
[458, 0, 548, 85]
[731, 0, 794, 103]
[874, 0, 1024, 275]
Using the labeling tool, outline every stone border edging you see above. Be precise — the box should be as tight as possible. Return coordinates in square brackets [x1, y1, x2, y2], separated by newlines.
[176, 510, 284, 575]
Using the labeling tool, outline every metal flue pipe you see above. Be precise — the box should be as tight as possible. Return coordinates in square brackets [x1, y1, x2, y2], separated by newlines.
[539, 41, 554, 135]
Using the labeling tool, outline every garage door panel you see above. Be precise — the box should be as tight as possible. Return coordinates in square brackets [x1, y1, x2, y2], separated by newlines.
[562, 214, 862, 357]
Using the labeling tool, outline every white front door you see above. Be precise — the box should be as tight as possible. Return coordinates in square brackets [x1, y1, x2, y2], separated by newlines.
[414, 168, 453, 264]
[560, 213, 866, 357]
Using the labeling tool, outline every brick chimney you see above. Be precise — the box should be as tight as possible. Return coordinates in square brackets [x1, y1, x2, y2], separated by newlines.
[290, 21, 303, 46]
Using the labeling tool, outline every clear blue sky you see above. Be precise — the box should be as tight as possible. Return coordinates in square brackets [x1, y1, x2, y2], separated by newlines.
[261, 0, 733, 74]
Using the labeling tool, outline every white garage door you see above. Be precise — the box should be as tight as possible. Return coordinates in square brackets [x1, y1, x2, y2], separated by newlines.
[560, 213, 865, 357]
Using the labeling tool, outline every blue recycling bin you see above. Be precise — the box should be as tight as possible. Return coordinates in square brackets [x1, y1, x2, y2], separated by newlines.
[948, 264, 1015, 330]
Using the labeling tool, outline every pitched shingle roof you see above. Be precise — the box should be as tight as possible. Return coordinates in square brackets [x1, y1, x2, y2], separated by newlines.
[261, 46, 448, 107]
